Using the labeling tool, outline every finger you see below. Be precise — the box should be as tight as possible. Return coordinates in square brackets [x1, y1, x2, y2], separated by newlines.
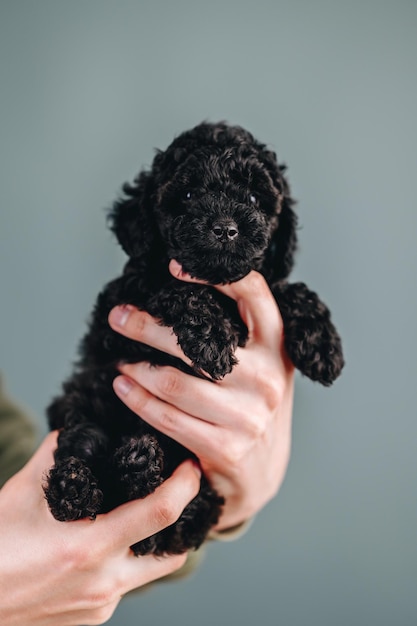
[108, 305, 193, 366]
[169, 260, 283, 347]
[113, 373, 223, 455]
[119, 552, 188, 594]
[115, 362, 241, 426]
[95, 459, 201, 550]
[113, 364, 282, 448]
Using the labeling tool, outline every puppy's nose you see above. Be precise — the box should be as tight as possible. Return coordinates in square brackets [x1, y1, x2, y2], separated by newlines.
[212, 221, 239, 241]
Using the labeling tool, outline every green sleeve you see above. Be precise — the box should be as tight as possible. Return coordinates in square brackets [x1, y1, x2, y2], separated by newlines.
[0, 376, 38, 487]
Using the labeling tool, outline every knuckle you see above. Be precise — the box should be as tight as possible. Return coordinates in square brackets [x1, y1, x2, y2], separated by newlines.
[153, 495, 180, 528]
[267, 379, 284, 410]
[130, 389, 148, 415]
[132, 311, 148, 335]
[243, 414, 266, 440]
[255, 370, 284, 410]
[219, 439, 246, 466]
[159, 408, 178, 434]
[158, 369, 183, 398]
[61, 542, 95, 572]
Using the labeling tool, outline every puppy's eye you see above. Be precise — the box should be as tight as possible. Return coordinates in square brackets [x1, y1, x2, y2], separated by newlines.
[185, 191, 192, 200]
[249, 194, 257, 204]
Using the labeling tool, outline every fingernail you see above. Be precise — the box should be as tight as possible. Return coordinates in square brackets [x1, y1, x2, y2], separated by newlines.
[114, 376, 133, 396]
[110, 304, 133, 328]
[169, 259, 184, 278]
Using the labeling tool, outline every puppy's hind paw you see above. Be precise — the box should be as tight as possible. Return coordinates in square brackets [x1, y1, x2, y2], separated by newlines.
[44, 457, 103, 521]
[114, 434, 164, 500]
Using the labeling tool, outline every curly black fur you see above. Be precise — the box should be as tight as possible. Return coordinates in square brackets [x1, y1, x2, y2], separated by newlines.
[44, 121, 344, 555]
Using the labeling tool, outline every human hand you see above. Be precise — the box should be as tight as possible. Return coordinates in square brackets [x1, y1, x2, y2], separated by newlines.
[0, 432, 201, 626]
[109, 263, 295, 532]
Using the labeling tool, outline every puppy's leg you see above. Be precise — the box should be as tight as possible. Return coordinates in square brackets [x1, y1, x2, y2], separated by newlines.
[44, 424, 107, 521]
[149, 284, 246, 380]
[273, 281, 344, 386]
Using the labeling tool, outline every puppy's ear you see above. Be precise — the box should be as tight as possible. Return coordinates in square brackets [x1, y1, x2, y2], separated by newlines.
[261, 157, 298, 282]
[108, 171, 157, 258]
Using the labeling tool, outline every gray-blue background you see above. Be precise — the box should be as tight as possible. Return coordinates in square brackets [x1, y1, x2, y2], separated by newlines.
[1, 1, 416, 624]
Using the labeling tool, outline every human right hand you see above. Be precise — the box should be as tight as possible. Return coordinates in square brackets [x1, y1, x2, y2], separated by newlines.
[110, 266, 295, 533]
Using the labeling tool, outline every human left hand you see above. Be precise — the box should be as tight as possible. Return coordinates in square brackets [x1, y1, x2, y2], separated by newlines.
[108, 262, 295, 532]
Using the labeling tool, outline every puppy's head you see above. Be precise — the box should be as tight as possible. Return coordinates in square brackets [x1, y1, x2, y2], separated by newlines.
[110, 122, 297, 283]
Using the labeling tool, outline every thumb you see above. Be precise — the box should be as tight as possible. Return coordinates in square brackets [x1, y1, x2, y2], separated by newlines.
[169, 260, 284, 346]
[22, 431, 58, 481]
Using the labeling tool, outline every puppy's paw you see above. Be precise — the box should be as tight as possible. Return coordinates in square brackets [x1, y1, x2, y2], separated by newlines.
[44, 457, 103, 521]
[285, 320, 344, 386]
[275, 282, 344, 386]
[191, 340, 238, 380]
[175, 319, 240, 380]
[114, 434, 164, 500]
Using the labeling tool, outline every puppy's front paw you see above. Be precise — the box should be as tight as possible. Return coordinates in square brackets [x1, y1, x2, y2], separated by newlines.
[180, 332, 238, 380]
[194, 342, 238, 380]
[44, 457, 103, 521]
[276, 282, 344, 386]
[285, 319, 344, 386]
[173, 311, 240, 379]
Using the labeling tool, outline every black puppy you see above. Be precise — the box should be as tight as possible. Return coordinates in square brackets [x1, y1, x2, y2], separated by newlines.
[44, 122, 344, 555]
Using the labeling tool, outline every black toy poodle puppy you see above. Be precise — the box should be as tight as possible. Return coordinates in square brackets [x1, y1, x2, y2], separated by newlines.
[44, 121, 344, 556]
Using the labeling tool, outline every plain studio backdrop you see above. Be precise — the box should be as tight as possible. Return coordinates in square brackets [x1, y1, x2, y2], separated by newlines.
[1, 2, 416, 625]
